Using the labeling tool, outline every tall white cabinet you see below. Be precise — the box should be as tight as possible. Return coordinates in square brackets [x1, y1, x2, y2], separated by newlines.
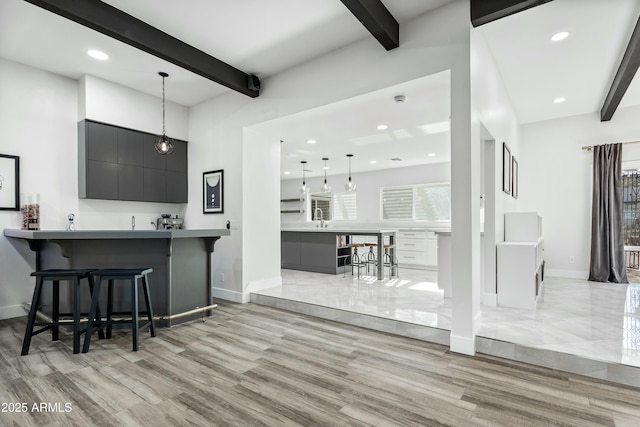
[497, 212, 544, 309]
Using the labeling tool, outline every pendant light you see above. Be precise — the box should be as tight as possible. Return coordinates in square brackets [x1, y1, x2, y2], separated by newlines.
[154, 72, 174, 155]
[299, 161, 308, 194]
[344, 154, 356, 191]
[320, 157, 331, 193]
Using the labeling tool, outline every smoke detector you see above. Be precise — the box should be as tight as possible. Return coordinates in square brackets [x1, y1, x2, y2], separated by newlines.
[394, 94, 406, 103]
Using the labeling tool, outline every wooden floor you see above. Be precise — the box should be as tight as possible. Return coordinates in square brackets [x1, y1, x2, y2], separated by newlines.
[1, 302, 640, 427]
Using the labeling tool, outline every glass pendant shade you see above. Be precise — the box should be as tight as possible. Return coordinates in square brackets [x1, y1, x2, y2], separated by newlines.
[154, 71, 174, 155]
[344, 154, 356, 191]
[321, 158, 331, 192]
[299, 161, 308, 194]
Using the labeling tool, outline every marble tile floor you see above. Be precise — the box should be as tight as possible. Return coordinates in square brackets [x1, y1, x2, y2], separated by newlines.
[251, 268, 640, 381]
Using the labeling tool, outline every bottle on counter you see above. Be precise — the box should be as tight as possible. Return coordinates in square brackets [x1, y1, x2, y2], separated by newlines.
[20, 193, 40, 230]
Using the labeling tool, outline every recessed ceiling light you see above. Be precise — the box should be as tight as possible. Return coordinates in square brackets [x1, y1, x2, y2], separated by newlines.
[428, 153, 436, 157]
[87, 49, 108, 60]
[554, 97, 566, 104]
[306, 139, 317, 144]
[377, 124, 388, 130]
[284, 171, 291, 175]
[551, 31, 569, 42]
[369, 160, 377, 164]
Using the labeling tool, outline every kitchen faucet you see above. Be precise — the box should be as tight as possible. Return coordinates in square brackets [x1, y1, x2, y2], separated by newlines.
[314, 207, 326, 228]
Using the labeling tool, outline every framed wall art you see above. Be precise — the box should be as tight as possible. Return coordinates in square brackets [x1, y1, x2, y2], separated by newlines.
[512, 156, 519, 199]
[502, 142, 511, 195]
[0, 154, 20, 211]
[203, 169, 224, 214]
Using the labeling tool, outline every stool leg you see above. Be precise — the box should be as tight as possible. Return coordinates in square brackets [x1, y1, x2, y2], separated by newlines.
[87, 276, 105, 340]
[51, 280, 60, 341]
[141, 274, 155, 337]
[131, 277, 139, 351]
[21, 277, 44, 356]
[82, 277, 102, 354]
[72, 277, 81, 354]
[106, 279, 114, 339]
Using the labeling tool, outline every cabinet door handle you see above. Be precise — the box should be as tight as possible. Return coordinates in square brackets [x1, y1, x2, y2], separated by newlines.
[405, 243, 415, 246]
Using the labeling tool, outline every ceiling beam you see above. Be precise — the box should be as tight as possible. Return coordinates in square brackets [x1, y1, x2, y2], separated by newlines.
[601, 16, 640, 122]
[24, 0, 260, 98]
[471, 0, 554, 27]
[340, 0, 399, 50]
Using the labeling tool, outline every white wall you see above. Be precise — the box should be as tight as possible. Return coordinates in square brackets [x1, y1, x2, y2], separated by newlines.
[0, 59, 191, 319]
[0, 59, 77, 318]
[471, 28, 522, 304]
[520, 104, 640, 279]
[186, 0, 471, 304]
[281, 163, 451, 224]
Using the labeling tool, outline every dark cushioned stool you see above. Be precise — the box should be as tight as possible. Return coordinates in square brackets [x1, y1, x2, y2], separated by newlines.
[22, 268, 103, 356]
[83, 268, 156, 353]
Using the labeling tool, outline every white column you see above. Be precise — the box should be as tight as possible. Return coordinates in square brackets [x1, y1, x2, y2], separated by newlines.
[449, 37, 482, 355]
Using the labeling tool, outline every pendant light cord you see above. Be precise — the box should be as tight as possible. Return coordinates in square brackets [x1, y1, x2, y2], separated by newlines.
[162, 75, 166, 137]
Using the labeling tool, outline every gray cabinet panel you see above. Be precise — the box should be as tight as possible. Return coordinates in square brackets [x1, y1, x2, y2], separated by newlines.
[144, 168, 166, 202]
[166, 170, 188, 203]
[281, 232, 301, 266]
[117, 128, 143, 166]
[143, 134, 167, 170]
[118, 164, 143, 201]
[87, 121, 117, 163]
[166, 140, 187, 172]
[79, 120, 187, 203]
[87, 160, 118, 200]
[300, 233, 336, 267]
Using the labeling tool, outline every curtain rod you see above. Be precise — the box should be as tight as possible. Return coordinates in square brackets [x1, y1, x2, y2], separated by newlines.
[581, 140, 640, 151]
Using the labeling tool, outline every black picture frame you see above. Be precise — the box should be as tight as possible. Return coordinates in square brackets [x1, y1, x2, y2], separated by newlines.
[502, 142, 511, 195]
[203, 169, 224, 214]
[0, 154, 20, 211]
[512, 156, 519, 199]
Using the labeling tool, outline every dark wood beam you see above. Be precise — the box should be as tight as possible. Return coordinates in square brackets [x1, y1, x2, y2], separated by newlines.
[471, 0, 554, 27]
[601, 16, 640, 121]
[340, 0, 399, 51]
[24, 0, 259, 97]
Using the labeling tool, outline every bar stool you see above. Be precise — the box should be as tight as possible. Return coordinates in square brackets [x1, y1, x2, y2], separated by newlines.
[22, 268, 103, 356]
[83, 268, 156, 353]
[348, 243, 367, 278]
[363, 243, 377, 274]
[383, 244, 399, 278]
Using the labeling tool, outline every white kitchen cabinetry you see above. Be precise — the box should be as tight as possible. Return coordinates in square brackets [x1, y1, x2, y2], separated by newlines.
[396, 230, 437, 269]
[497, 212, 544, 309]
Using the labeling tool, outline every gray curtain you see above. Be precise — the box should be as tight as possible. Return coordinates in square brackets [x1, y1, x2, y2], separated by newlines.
[589, 143, 628, 283]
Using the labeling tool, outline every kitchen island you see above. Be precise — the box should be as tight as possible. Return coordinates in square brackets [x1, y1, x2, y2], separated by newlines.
[281, 228, 397, 280]
[3, 228, 230, 326]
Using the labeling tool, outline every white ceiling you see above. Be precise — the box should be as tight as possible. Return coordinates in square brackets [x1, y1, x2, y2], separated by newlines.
[1, 0, 640, 178]
[479, 0, 640, 124]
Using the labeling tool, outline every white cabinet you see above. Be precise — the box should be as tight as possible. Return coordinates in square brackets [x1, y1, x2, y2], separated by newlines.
[497, 238, 544, 309]
[497, 212, 544, 309]
[395, 230, 437, 269]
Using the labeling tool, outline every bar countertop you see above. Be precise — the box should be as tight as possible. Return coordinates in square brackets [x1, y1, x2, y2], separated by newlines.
[281, 228, 397, 234]
[3, 228, 230, 240]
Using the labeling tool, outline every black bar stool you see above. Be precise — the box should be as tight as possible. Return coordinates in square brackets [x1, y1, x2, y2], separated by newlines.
[348, 243, 367, 278]
[83, 268, 156, 353]
[22, 268, 103, 355]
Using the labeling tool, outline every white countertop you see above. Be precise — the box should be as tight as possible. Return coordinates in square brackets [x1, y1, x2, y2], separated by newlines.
[281, 228, 398, 234]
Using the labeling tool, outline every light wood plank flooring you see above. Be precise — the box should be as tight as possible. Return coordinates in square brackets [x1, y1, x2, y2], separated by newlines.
[1, 302, 640, 426]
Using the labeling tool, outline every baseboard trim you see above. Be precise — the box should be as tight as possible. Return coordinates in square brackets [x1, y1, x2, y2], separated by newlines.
[450, 333, 475, 355]
[0, 304, 27, 320]
[243, 276, 282, 303]
[545, 269, 588, 280]
[211, 287, 244, 304]
[482, 292, 497, 307]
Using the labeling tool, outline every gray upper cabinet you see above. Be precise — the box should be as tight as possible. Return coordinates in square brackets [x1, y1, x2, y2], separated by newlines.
[79, 120, 188, 203]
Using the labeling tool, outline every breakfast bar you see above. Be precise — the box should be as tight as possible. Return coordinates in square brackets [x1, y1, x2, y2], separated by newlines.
[3, 229, 230, 326]
[281, 228, 397, 279]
